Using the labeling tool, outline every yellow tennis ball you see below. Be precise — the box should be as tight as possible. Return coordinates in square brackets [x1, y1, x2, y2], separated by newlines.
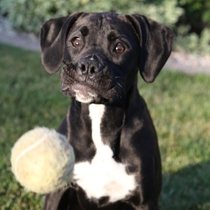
[11, 127, 75, 194]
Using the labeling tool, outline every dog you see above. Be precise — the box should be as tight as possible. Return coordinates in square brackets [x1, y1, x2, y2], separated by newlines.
[40, 12, 174, 210]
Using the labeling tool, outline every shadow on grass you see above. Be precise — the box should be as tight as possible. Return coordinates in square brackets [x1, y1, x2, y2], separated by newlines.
[160, 160, 210, 210]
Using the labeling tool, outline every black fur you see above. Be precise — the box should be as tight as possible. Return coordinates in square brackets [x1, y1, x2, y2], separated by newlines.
[40, 12, 174, 210]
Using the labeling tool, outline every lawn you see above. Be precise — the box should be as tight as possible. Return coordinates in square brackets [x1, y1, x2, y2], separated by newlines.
[0, 43, 210, 210]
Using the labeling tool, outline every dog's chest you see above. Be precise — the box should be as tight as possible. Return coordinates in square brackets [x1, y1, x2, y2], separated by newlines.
[73, 104, 136, 203]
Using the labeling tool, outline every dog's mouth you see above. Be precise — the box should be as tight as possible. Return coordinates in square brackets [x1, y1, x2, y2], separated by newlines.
[61, 82, 99, 103]
[60, 64, 125, 104]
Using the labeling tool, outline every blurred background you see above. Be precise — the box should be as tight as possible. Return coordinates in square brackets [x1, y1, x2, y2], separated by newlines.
[0, 0, 210, 210]
[0, 0, 210, 54]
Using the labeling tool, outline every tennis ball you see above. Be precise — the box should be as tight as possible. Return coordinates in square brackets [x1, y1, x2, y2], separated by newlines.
[11, 127, 75, 194]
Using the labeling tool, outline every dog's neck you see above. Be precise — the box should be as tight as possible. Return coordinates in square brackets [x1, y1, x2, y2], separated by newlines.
[67, 84, 142, 160]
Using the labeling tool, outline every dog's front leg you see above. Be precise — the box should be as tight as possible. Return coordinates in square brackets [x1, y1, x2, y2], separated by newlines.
[44, 187, 83, 210]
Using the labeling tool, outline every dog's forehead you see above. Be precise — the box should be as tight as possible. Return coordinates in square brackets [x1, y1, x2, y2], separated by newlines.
[73, 12, 134, 36]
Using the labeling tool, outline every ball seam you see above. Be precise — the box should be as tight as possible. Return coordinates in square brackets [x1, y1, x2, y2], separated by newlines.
[14, 133, 48, 182]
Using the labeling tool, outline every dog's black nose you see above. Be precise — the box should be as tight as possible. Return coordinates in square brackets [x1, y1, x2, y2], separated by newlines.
[77, 59, 100, 77]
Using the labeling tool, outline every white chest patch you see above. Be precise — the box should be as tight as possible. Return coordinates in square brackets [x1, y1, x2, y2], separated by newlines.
[73, 104, 136, 203]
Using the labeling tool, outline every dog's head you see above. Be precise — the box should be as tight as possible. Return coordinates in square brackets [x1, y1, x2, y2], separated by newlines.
[40, 12, 174, 105]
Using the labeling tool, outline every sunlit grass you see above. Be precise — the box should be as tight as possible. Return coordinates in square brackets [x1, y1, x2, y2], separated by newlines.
[0, 43, 210, 209]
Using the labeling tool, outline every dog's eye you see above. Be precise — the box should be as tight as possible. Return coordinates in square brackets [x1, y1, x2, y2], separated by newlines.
[114, 43, 125, 54]
[71, 37, 82, 48]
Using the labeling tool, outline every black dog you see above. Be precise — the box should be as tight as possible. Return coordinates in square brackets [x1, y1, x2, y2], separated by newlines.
[40, 12, 174, 210]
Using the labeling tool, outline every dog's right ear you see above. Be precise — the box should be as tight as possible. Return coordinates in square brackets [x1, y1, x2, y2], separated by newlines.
[40, 12, 84, 74]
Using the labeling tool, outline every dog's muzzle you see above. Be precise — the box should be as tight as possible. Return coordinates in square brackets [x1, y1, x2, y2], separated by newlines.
[60, 56, 120, 104]
[63, 58, 102, 103]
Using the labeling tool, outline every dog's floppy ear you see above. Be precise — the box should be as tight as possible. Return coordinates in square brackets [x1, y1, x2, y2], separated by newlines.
[40, 12, 83, 74]
[126, 15, 174, 82]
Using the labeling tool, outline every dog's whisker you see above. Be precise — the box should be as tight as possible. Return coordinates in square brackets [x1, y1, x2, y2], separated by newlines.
[115, 82, 124, 90]
[112, 87, 123, 102]
[116, 82, 126, 99]
[114, 76, 126, 79]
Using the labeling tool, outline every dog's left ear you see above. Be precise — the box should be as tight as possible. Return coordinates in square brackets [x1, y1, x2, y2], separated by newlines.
[40, 12, 84, 74]
[126, 15, 174, 82]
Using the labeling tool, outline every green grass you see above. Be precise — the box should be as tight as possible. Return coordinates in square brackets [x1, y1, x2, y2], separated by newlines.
[0, 43, 210, 210]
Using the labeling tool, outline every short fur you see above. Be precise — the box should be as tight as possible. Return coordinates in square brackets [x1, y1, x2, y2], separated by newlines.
[40, 12, 174, 210]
